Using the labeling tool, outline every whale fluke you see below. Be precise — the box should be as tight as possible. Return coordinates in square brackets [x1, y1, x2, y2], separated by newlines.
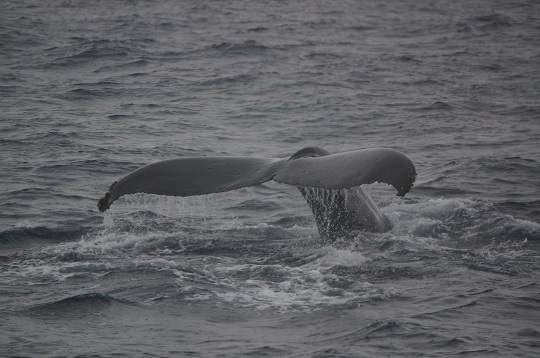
[276, 147, 415, 196]
[97, 147, 416, 239]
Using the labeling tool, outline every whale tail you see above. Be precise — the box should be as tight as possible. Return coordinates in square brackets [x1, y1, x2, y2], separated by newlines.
[97, 147, 416, 239]
[298, 186, 393, 239]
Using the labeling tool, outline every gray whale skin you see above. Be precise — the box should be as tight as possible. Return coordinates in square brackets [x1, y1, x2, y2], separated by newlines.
[98, 147, 416, 240]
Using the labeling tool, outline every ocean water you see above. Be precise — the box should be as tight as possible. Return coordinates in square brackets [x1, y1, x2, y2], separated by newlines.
[1, 0, 539, 356]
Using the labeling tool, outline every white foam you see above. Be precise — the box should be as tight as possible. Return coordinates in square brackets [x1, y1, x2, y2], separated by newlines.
[384, 197, 466, 217]
[167, 246, 391, 312]
[214, 271, 395, 312]
[312, 247, 368, 268]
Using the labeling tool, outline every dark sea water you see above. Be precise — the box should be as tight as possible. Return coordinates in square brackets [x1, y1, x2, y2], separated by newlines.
[1, 0, 539, 356]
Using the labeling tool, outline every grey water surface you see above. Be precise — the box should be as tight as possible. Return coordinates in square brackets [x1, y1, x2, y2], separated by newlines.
[1, 0, 539, 356]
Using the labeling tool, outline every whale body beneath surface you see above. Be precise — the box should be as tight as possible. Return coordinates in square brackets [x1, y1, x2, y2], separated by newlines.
[98, 147, 416, 240]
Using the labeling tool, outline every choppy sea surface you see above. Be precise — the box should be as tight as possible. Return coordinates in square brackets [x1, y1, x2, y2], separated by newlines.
[1, 0, 539, 356]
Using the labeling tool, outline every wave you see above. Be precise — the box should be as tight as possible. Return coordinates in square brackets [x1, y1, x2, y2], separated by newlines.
[387, 198, 540, 245]
[472, 13, 515, 30]
[208, 40, 269, 56]
[415, 156, 540, 221]
[42, 38, 149, 69]
[0, 226, 88, 249]
[415, 101, 455, 111]
[27, 293, 134, 318]
[2, 190, 538, 314]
